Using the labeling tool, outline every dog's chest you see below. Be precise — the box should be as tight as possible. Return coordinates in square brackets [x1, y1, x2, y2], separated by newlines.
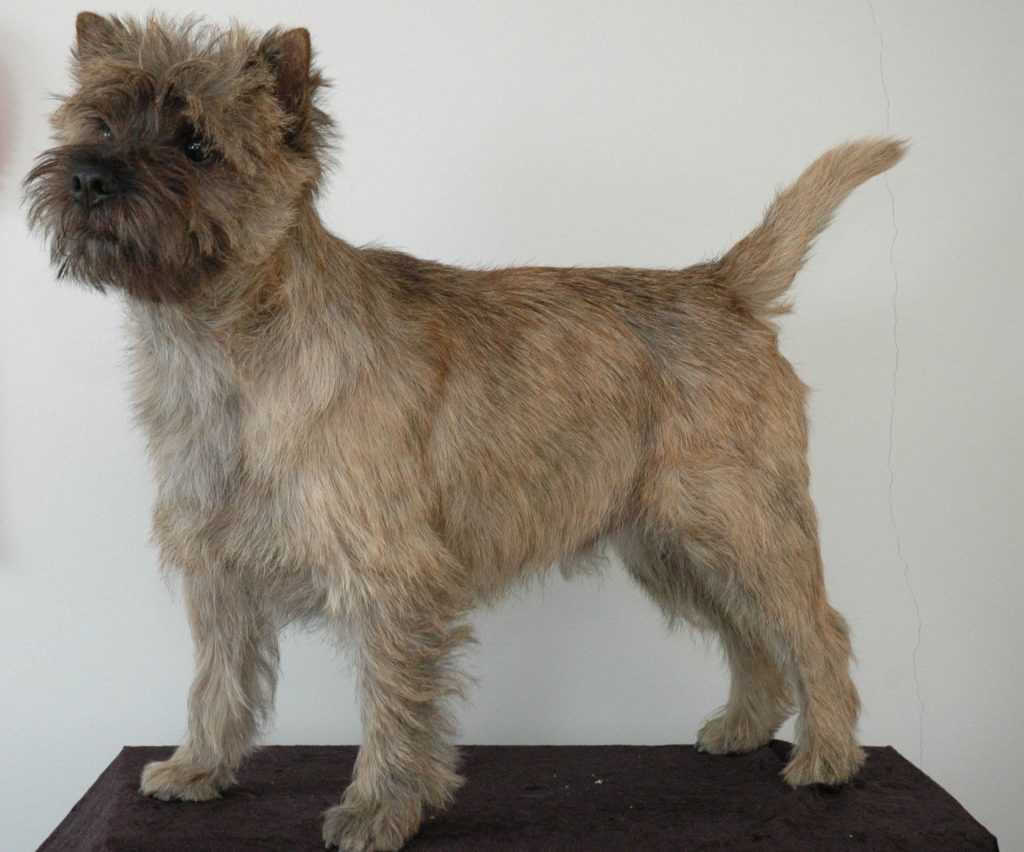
[127, 306, 390, 586]
[128, 310, 237, 491]
[129, 311, 300, 556]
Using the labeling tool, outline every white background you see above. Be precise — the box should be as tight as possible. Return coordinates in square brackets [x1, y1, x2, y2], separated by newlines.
[2, 2, 1021, 849]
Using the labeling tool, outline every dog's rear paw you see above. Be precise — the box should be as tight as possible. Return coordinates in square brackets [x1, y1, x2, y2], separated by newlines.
[781, 741, 865, 787]
[139, 757, 231, 802]
[322, 789, 422, 851]
[696, 711, 776, 755]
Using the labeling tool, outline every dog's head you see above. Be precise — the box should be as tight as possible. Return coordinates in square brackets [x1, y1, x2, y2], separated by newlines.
[24, 13, 333, 302]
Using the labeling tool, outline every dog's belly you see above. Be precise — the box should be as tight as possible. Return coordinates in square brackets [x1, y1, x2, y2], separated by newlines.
[429, 395, 647, 590]
[434, 450, 634, 587]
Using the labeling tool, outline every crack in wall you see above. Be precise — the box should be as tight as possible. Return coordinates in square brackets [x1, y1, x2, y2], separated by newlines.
[867, 0, 925, 769]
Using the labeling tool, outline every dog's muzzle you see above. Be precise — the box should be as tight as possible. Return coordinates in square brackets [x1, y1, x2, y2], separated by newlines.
[70, 162, 120, 210]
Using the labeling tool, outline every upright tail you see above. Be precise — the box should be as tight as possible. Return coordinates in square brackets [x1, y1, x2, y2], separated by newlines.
[718, 138, 906, 319]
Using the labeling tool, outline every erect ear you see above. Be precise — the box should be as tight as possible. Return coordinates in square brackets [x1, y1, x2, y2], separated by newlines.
[261, 28, 312, 144]
[76, 12, 118, 59]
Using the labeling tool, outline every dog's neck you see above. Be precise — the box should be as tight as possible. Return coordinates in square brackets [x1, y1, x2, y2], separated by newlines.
[126, 197, 383, 382]
[136, 199, 359, 318]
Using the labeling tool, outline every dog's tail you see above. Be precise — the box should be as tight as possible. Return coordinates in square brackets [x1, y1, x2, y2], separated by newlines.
[717, 138, 906, 319]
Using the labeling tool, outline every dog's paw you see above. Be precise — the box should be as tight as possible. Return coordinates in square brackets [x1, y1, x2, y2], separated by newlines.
[696, 711, 774, 755]
[139, 757, 231, 802]
[781, 741, 865, 787]
[322, 789, 422, 851]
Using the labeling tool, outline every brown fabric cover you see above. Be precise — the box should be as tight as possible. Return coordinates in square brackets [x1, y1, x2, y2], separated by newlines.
[39, 741, 997, 850]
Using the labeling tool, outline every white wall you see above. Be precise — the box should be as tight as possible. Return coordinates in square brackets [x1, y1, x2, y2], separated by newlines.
[2, 2, 1021, 849]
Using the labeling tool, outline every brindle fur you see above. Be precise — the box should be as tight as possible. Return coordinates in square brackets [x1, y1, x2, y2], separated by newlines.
[25, 13, 905, 851]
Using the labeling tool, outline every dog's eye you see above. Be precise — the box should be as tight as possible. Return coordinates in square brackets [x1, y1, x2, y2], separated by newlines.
[183, 134, 213, 164]
[97, 120, 113, 141]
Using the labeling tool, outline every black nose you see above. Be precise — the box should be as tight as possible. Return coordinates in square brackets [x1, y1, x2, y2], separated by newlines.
[70, 166, 118, 209]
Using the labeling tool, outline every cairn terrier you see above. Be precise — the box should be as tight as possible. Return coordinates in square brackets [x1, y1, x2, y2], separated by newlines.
[26, 12, 904, 850]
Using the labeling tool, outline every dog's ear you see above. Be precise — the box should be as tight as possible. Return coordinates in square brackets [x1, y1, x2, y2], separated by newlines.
[260, 28, 312, 146]
[75, 12, 119, 59]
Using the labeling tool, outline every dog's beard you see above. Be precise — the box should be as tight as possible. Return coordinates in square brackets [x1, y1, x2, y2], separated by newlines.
[24, 144, 228, 303]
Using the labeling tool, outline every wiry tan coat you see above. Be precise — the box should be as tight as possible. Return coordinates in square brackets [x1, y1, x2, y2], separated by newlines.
[25, 13, 905, 851]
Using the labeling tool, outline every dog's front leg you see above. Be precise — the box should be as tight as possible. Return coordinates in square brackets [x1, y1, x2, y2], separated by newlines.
[140, 571, 278, 801]
[323, 567, 472, 851]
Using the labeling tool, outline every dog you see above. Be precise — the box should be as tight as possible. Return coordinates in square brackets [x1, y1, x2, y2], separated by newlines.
[25, 12, 904, 850]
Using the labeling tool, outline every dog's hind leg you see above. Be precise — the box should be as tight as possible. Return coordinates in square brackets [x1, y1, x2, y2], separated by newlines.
[638, 458, 864, 786]
[621, 533, 793, 754]
[697, 621, 795, 755]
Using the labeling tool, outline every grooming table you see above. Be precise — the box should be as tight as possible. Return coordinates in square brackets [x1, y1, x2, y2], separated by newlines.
[39, 741, 997, 850]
